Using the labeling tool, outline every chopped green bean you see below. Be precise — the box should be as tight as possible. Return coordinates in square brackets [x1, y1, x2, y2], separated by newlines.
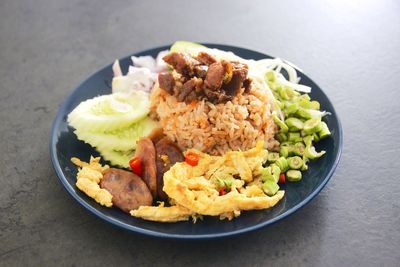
[303, 117, 322, 134]
[299, 98, 312, 109]
[272, 113, 289, 133]
[310, 101, 320, 110]
[301, 155, 309, 171]
[261, 167, 273, 182]
[279, 146, 289, 158]
[285, 86, 299, 99]
[285, 102, 299, 115]
[304, 145, 326, 160]
[288, 132, 302, 142]
[296, 108, 313, 120]
[287, 156, 303, 170]
[286, 170, 302, 182]
[265, 71, 276, 82]
[318, 121, 331, 139]
[303, 135, 314, 147]
[285, 117, 304, 131]
[293, 142, 305, 156]
[275, 100, 285, 109]
[277, 132, 288, 142]
[313, 132, 320, 142]
[262, 180, 280, 196]
[297, 94, 311, 101]
[275, 157, 289, 172]
[267, 152, 280, 163]
[280, 141, 292, 147]
[270, 164, 281, 183]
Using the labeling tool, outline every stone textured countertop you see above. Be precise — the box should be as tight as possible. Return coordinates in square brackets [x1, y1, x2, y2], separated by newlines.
[1, 0, 399, 266]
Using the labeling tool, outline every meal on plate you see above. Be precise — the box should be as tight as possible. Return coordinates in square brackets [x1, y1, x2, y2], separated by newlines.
[67, 41, 331, 222]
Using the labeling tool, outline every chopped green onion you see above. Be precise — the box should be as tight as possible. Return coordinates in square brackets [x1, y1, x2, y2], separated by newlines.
[224, 178, 233, 188]
[216, 178, 225, 188]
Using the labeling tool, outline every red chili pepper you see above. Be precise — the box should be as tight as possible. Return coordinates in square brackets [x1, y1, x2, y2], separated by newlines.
[236, 187, 241, 193]
[129, 156, 142, 177]
[219, 188, 226, 196]
[279, 173, 286, 184]
[185, 152, 200, 166]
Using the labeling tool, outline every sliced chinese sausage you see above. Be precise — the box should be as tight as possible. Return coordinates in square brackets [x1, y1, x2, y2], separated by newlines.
[135, 138, 157, 197]
[155, 137, 184, 199]
[100, 168, 153, 213]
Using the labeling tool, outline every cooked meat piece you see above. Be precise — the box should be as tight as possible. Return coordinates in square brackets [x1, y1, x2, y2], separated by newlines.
[158, 72, 175, 94]
[194, 65, 208, 79]
[147, 127, 165, 144]
[243, 78, 252, 93]
[177, 78, 196, 102]
[100, 168, 153, 213]
[161, 52, 251, 104]
[204, 62, 225, 90]
[177, 78, 203, 102]
[222, 61, 233, 84]
[195, 52, 217, 65]
[185, 91, 198, 102]
[203, 87, 220, 102]
[221, 62, 248, 96]
[163, 52, 199, 77]
[135, 138, 157, 197]
[155, 137, 184, 200]
[217, 92, 233, 102]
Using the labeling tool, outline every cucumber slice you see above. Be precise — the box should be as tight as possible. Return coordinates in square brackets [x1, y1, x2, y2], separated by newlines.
[96, 148, 134, 168]
[74, 117, 158, 151]
[170, 41, 206, 54]
[68, 92, 150, 132]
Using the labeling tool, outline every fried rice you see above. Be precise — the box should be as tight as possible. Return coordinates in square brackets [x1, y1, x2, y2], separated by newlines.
[150, 81, 279, 155]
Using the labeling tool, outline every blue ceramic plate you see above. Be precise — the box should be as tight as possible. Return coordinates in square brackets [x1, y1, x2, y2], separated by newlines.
[50, 44, 342, 239]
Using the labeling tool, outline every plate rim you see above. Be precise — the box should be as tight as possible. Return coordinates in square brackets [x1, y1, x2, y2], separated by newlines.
[50, 43, 343, 239]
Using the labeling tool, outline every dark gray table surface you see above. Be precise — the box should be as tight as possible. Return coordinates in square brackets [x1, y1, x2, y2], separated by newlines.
[1, 0, 399, 266]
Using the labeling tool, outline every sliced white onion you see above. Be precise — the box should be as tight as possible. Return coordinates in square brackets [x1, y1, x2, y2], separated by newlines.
[155, 50, 169, 72]
[112, 59, 123, 77]
[131, 55, 157, 71]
